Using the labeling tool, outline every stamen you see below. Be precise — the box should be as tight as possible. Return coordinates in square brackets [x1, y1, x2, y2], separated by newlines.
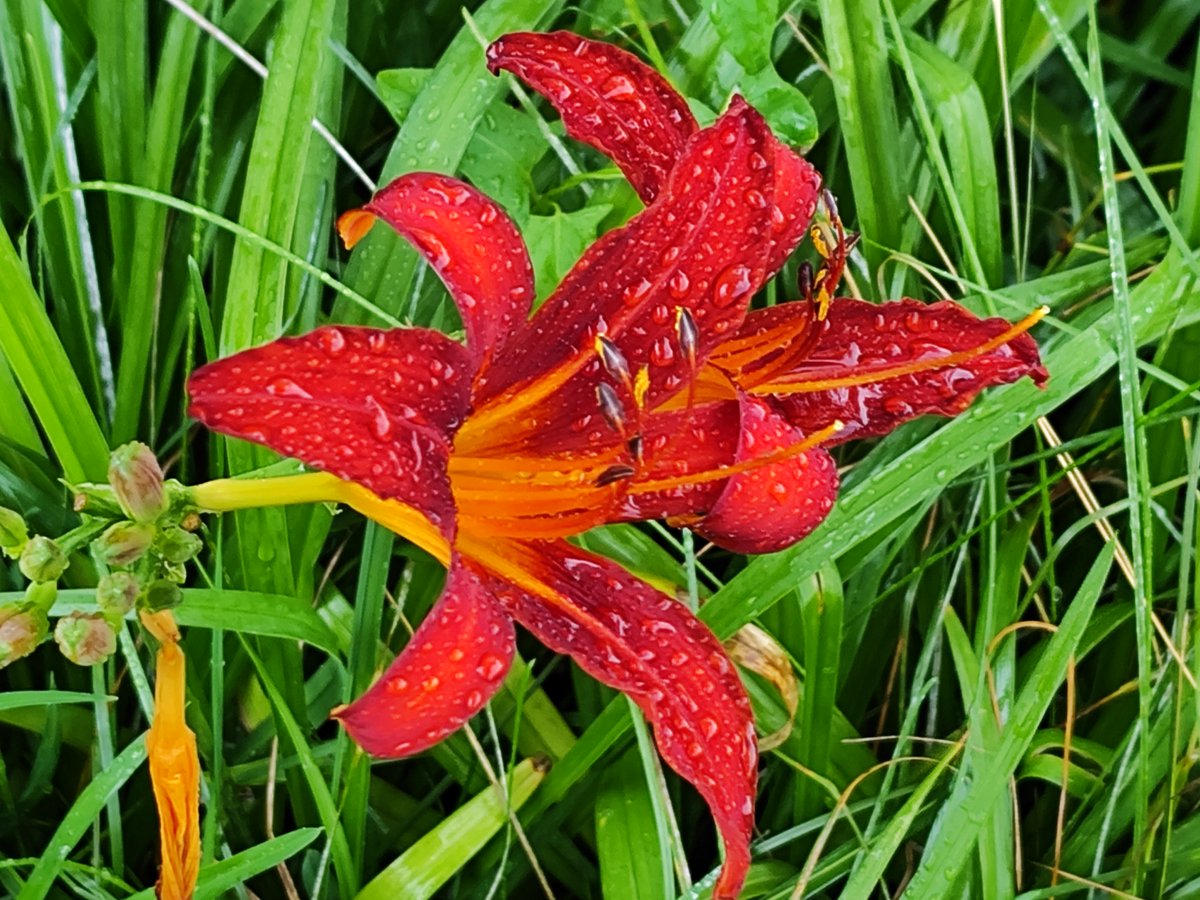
[597, 382, 627, 434]
[595, 334, 632, 384]
[337, 209, 376, 249]
[754, 306, 1049, 397]
[798, 261, 814, 304]
[627, 434, 644, 463]
[676, 307, 699, 369]
[596, 464, 636, 486]
[631, 420, 844, 495]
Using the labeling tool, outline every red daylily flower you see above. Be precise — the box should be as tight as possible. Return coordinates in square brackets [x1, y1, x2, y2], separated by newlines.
[188, 30, 1046, 899]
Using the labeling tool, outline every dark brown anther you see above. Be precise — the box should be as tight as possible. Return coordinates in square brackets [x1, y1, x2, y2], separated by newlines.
[595, 334, 631, 383]
[821, 188, 839, 221]
[798, 261, 815, 304]
[627, 434, 644, 463]
[676, 307, 699, 367]
[845, 231, 861, 253]
[595, 464, 636, 486]
[596, 382, 626, 434]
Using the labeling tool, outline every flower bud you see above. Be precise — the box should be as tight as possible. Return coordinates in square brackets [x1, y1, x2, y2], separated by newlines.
[0, 506, 28, 558]
[95, 521, 155, 567]
[0, 603, 48, 668]
[97, 572, 140, 618]
[108, 442, 167, 523]
[144, 578, 183, 612]
[54, 612, 118, 666]
[157, 526, 203, 565]
[19, 535, 68, 583]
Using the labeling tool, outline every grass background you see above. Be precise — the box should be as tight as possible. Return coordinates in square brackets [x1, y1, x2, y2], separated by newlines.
[1, 0, 1199, 897]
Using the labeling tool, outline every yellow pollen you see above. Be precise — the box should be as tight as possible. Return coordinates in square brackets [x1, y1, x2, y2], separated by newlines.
[634, 366, 650, 409]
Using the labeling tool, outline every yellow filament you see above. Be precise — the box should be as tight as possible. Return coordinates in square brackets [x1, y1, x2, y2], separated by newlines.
[630, 420, 843, 494]
[753, 306, 1048, 397]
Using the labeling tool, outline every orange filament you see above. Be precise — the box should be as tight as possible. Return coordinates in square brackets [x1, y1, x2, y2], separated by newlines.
[753, 306, 1048, 397]
[629, 419, 844, 495]
[707, 313, 815, 374]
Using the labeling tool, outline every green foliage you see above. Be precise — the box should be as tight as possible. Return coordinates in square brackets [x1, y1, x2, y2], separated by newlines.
[1, 0, 1198, 897]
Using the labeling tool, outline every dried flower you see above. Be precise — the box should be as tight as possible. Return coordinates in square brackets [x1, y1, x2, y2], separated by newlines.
[54, 612, 118, 666]
[95, 521, 155, 567]
[97, 571, 140, 619]
[0, 505, 28, 558]
[19, 535, 68, 583]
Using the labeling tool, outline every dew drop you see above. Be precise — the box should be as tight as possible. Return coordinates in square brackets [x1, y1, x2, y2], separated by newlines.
[650, 337, 675, 367]
[622, 277, 653, 306]
[601, 73, 636, 100]
[318, 328, 346, 354]
[713, 264, 754, 308]
[744, 188, 767, 209]
[266, 377, 312, 399]
[668, 270, 690, 298]
[385, 677, 409, 694]
[477, 653, 507, 681]
[422, 676, 440, 691]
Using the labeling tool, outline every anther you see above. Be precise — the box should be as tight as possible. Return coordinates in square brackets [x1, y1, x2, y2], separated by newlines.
[798, 261, 814, 304]
[596, 464, 636, 486]
[821, 188, 839, 221]
[676, 307, 699, 367]
[595, 334, 631, 383]
[596, 382, 626, 434]
[627, 434, 644, 463]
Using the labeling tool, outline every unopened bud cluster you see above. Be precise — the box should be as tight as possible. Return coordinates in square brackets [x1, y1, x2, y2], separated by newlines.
[1, 442, 204, 669]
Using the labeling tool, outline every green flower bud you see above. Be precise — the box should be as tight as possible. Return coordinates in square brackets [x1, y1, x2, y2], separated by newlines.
[95, 521, 155, 567]
[54, 612, 118, 666]
[96, 572, 140, 618]
[0, 603, 48, 668]
[19, 535, 68, 583]
[108, 442, 166, 523]
[0, 506, 28, 558]
[143, 578, 183, 612]
[157, 526, 203, 565]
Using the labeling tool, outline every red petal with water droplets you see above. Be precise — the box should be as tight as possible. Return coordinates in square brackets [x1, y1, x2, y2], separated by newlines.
[335, 556, 515, 757]
[765, 143, 822, 274]
[761, 298, 1049, 444]
[487, 31, 697, 201]
[488, 31, 819, 274]
[621, 400, 740, 521]
[464, 100, 774, 454]
[466, 537, 754, 900]
[361, 173, 533, 368]
[696, 395, 839, 554]
[188, 326, 470, 537]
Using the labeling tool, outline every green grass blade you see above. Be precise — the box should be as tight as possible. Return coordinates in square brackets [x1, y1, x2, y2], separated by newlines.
[596, 746, 673, 900]
[17, 735, 146, 900]
[899, 542, 1113, 896]
[357, 756, 547, 900]
[0, 228, 109, 482]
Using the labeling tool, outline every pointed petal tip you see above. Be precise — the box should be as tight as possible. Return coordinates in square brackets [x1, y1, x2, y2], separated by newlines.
[337, 208, 376, 249]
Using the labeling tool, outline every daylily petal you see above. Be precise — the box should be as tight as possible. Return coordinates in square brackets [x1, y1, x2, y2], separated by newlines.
[461, 536, 755, 900]
[342, 173, 534, 369]
[188, 327, 470, 537]
[753, 298, 1049, 444]
[462, 100, 775, 454]
[488, 31, 820, 273]
[147, 639, 200, 900]
[695, 395, 839, 553]
[486, 30, 697, 201]
[334, 555, 515, 757]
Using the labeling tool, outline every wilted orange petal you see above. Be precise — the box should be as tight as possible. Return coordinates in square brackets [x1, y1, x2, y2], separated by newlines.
[147, 640, 199, 900]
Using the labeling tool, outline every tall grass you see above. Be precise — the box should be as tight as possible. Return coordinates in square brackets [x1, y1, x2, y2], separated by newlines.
[1, 0, 1199, 897]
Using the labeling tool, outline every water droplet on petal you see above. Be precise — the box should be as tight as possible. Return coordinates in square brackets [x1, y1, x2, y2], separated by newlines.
[477, 653, 506, 681]
[318, 328, 345, 354]
[266, 377, 312, 399]
[601, 73, 636, 100]
[669, 271, 690, 298]
[622, 278, 653, 306]
[713, 264, 754, 308]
